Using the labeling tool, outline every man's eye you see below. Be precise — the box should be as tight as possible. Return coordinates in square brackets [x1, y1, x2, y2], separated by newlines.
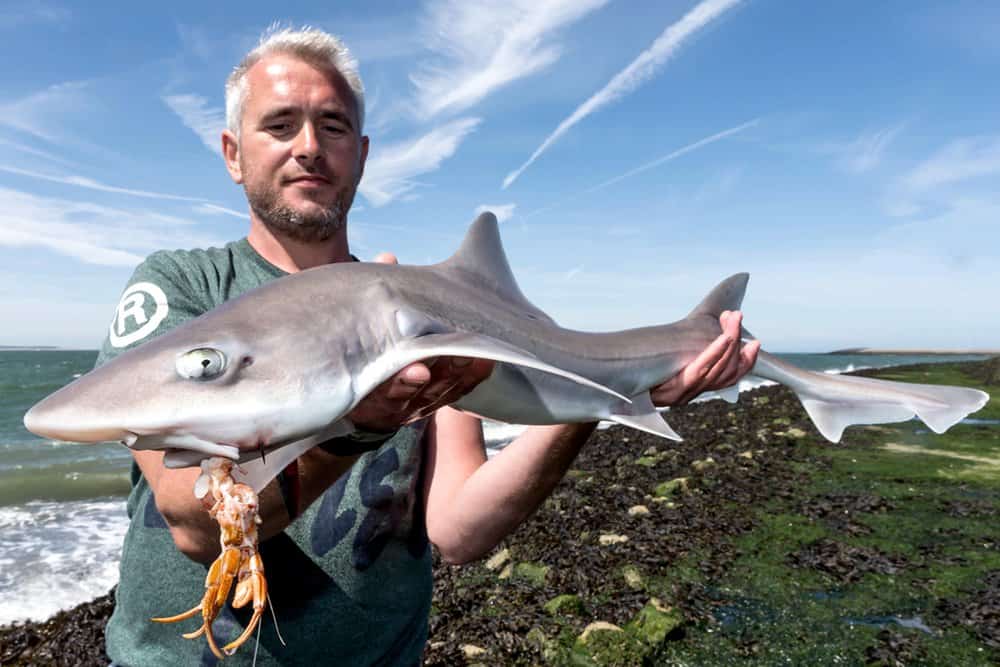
[267, 123, 290, 132]
[324, 125, 346, 134]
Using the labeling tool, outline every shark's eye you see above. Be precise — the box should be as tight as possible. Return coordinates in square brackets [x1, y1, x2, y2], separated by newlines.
[176, 348, 227, 380]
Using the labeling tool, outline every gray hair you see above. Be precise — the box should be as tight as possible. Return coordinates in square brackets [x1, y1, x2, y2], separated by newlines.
[225, 26, 366, 137]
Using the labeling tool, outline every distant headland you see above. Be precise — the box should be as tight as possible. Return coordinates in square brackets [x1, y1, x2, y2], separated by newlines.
[0, 345, 60, 350]
[829, 347, 1000, 355]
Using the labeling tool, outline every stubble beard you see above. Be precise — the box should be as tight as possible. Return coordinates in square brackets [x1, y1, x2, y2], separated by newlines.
[244, 177, 355, 243]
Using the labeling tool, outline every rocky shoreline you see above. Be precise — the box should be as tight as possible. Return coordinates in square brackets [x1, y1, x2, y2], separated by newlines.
[424, 381, 820, 665]
[2, 360, 996, 665]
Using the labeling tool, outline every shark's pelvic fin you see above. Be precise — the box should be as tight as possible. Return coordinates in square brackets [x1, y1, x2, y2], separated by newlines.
[609, 392, 682, 441]
[717, 384, 740, 404]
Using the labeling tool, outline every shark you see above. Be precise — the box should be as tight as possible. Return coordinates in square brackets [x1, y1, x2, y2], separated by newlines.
[22, 211, 991, 657]
[24, 212, 990, 490]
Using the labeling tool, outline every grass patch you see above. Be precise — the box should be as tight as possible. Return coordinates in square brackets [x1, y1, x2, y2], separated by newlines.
[660, 362, 999, 665]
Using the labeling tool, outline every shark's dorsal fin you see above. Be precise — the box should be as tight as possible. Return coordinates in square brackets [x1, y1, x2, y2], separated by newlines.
[441, 212, 553, 322]
[687, 273, 750, 318]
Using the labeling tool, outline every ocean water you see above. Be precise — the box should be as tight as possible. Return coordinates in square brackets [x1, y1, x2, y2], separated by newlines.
[0, 349, 990, 624]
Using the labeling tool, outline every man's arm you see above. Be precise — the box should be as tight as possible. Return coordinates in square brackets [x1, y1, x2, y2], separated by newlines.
[423, 311, 760, 565]
[134, 447, 359, 562]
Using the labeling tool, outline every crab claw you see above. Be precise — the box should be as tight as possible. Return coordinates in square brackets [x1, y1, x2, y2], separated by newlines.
[223, 552, 268, 655]
[153, 545, 244, 659]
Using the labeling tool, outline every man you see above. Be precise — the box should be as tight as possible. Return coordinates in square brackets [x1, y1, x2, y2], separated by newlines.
[100, 27, 759, 665]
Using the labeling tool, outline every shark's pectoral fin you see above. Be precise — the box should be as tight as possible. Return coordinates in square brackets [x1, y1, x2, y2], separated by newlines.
[609, 392, 682, 441]
[390, 332, 629, 404]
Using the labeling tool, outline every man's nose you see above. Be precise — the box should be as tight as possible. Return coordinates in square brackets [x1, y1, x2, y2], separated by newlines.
[293, 122, 321, 165]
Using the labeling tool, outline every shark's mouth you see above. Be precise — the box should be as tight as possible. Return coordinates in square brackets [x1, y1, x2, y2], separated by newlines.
[130, 432, 242, 466]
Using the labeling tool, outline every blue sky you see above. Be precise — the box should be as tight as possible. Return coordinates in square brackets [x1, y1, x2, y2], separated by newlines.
[1, 0, 998, 351]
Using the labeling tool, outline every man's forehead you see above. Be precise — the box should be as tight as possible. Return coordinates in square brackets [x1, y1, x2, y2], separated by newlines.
[245, 54, 351, 106]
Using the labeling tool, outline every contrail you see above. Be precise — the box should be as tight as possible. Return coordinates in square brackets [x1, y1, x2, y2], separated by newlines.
[523, 119, 758, 220]
[502, 0, 743, 189]
[585, 118, 758, 194]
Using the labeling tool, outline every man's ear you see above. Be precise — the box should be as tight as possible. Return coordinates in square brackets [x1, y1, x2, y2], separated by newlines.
[222, 130, 243, 184]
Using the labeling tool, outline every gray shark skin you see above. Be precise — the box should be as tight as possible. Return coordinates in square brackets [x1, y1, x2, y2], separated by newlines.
[23, 213, 990, 490]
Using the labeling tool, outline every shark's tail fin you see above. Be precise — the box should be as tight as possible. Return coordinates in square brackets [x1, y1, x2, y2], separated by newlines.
[752, 351, 990, 442]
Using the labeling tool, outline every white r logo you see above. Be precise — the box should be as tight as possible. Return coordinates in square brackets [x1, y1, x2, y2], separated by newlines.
[109, 282, 170, 348]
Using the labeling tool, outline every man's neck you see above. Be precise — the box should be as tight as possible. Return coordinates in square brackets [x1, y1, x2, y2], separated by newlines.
[246, 217, 353, 273]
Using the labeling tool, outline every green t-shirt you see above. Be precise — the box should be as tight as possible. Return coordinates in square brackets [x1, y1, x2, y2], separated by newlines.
[99, 239, 432, 666]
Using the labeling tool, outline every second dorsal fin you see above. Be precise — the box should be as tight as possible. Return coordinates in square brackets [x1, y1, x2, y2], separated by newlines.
[687, 273, 750, 319]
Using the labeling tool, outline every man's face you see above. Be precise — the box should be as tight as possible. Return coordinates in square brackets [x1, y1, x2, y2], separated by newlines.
[227, 54, 368, 242]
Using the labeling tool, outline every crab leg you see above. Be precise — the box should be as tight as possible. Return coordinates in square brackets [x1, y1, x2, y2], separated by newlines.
[151, 457, 268, 659]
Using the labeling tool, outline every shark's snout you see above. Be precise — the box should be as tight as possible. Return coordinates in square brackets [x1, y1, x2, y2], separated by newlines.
[23, 390, 135, 444]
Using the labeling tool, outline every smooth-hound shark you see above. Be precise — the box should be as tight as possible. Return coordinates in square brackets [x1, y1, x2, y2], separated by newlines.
[24, 212, 990, 490]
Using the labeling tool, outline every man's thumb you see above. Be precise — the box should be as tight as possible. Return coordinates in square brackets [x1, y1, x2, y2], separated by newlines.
[373, 252, 398, 265]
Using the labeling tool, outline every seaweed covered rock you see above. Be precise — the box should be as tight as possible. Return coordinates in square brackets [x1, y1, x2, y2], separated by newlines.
[0, 591, 114, 666]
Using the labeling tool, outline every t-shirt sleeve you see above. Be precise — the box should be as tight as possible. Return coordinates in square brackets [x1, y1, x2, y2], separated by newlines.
[95, 252, 209, 368]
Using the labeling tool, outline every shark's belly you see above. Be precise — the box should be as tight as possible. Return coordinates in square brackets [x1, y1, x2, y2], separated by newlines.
[454, 363, 619, 425]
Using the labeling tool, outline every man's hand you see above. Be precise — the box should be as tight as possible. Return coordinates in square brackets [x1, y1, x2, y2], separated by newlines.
[650, 310, 760, 406]
[347, 252, 495, 432]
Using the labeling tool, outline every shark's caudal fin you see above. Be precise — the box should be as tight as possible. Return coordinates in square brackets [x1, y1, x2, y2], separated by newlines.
[753, 351, 990, 442]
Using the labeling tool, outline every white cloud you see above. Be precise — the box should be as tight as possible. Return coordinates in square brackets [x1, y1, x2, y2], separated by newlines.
[174, 23, 216, 63]
[0, 80, 93, 142]
[886, 134, 1000, 216]
[359, 117, 480, 206]
[194, 202, 248, 219]
[503, 0, 743, 188]
[163, 94, 226, 156]
[0, 164, 209, 202]
[829, 123, 905, 174]
[0, 2, 70, 29]
[474, 203, 516, 222]
[901, 135, 1000, 191]
[875, 197, 1000, 265]
[411, 0, 609, 118]
[0, 136, 79, 167]
[0, 187, 223, 266]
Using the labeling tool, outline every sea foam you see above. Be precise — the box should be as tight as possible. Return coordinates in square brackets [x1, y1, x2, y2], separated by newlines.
[0, 498, 127, 624]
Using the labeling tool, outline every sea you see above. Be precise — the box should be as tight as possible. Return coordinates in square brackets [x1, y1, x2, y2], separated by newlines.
[0, 348, 990, 625]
